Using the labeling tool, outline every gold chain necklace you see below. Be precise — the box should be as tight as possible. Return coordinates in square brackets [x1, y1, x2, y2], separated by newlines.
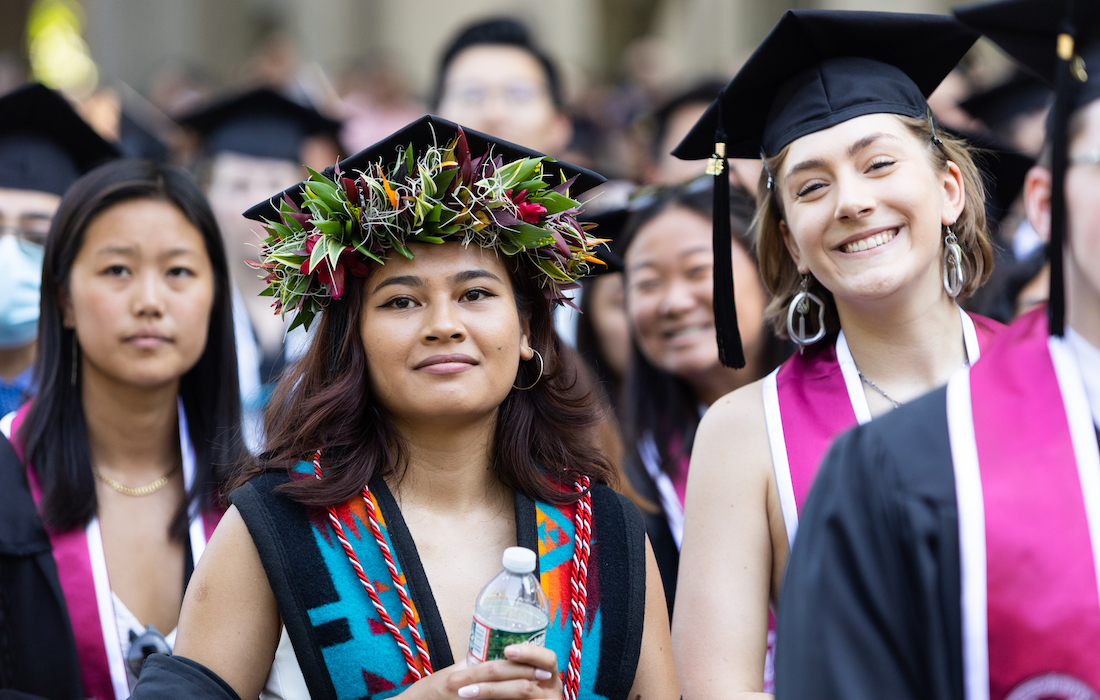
[93, 463, 181, 497]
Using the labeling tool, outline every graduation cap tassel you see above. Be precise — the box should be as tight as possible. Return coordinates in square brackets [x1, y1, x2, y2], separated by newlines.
[1048, 25, 1082, 338]
[707, 116, 745, 369]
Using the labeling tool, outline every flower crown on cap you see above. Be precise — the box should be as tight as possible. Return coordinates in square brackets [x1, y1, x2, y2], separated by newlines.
[250, 126, 606, 331]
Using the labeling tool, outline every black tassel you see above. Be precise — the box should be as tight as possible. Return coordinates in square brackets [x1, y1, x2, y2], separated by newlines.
[1048, 26, 1082, 338]
[708, 114, 745, 368]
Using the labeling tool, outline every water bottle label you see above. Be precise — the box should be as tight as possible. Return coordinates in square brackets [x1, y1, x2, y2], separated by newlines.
[467, 616, 547, 664]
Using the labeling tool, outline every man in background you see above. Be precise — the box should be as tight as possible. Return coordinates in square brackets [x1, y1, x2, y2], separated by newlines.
[0, 83, 119, 417]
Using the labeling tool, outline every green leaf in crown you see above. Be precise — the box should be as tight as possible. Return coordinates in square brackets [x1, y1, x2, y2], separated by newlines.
[248, 127, 608, 331]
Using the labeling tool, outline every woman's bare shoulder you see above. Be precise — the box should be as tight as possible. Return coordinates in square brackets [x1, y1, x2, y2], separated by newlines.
[173, 505, 282, 699]
[686, 378, 773, 500]
[704, 377, 768, 427]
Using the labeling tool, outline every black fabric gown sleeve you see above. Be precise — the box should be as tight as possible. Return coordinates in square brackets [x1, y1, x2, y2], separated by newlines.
[774, 387, 964, 700]
[622, 454, 678, 619]
[0, 434, 83, 700]
[130, 654, 242, 700]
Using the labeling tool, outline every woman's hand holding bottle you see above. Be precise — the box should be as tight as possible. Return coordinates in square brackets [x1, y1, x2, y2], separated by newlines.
[401, 645, 561, 700]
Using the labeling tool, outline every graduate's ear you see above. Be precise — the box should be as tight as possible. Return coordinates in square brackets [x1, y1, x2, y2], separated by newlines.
[940, 160, 965, 226]
[519, 317, 534, 361]
[1024, 164, 1053, 243]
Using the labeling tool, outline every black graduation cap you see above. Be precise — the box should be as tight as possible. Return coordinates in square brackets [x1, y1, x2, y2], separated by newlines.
[118, 112, 171, 163]
[115, 82, 180, 163]
[956, 0, 1100, 336]
[0, 83, 121, 196]
[578, 207, 627, 274]
[179, 87, 341, 162]
[960, 71, 1052, 133]
[956, 0, 1100, 105]
[672, 10, 979, 368]
[243, 114, 605, 223]
[673, 10, 979, 161]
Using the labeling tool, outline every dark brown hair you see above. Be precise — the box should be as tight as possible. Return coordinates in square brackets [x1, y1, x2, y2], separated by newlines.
[237, 251, 617, 506]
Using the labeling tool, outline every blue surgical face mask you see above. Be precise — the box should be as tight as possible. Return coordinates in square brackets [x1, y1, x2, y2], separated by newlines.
[0, 234, 44, 348]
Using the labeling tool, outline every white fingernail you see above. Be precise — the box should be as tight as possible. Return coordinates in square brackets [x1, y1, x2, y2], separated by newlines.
[458, 684, 480, 698]
[535, 669, 553, 680]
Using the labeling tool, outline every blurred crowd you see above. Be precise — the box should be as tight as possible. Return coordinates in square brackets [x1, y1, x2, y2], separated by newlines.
[1, 9, 1052, 479]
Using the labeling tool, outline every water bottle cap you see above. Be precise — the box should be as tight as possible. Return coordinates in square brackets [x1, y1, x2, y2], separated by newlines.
[502, 546, 536, 574]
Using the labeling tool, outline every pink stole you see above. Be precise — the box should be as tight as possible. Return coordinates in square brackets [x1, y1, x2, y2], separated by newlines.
[760, 310, 1002, 695]
[948, 308, 1100, 700]
[8, 404, 221, 700]
[767, 310, 1003, 538]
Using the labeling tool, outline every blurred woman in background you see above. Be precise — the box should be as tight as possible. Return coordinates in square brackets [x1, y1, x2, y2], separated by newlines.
[0, 159, 243, 699]
[575, 208, 631, 409]
[617, 180, 787, 617]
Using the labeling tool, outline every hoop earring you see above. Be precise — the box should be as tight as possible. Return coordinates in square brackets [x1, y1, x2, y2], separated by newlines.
[942, 225, 964, 299]
[786, 275, 826, 353]
[513, 349, 544, 391]
[70, 333, 79, 387]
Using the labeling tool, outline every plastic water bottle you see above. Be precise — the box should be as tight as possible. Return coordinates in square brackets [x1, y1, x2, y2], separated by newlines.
[467, 546, 550, 666]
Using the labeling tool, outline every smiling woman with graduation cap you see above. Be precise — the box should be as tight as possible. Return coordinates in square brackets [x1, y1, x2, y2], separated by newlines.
[127, 115, 679, 700]
[667, 10, 1007, 698]
[775, 0, 1100, 697]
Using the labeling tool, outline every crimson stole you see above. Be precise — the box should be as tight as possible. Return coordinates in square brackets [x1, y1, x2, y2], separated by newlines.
[948, 308, 1100, 700]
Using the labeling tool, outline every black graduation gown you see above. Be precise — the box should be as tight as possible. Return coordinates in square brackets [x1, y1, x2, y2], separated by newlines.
[774, 385, 966, 700]
[0, 432, 198, 699]
[622, 455, 678, 619]
[0, 433, 83, 700]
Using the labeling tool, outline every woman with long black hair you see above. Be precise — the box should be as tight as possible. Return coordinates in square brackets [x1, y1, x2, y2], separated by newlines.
[616, 180, 787, 617]
[0, 159, 244, 699]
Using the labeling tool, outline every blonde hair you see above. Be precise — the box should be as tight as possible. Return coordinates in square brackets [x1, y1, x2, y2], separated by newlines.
[753, 114, 993, 339]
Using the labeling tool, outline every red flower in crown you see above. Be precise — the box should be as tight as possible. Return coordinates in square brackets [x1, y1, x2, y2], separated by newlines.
[300, 234, 369, 299]
[510, 189, 547, 224]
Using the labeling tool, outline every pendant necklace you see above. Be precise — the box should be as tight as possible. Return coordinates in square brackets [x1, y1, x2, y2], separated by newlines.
[857, 370, 901, 409]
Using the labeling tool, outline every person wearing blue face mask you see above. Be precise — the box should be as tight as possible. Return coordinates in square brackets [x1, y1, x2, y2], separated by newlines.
[0, 83, 120, 417]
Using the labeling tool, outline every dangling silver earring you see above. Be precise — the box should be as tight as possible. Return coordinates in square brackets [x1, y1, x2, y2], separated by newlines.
[786, 275, 826, 353]
[942, 225, 964, 299]
[70, 333, 79, 387]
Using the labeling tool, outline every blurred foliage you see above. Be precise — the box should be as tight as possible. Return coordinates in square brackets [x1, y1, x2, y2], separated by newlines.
[27, 0, 98, 94]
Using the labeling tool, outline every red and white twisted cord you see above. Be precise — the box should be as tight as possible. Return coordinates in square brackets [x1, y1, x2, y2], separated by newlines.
[315, 449, 594, 693]
[563, 476, 593, 700]
[313, 451, 429, 680]
[359, 484, 433, 674]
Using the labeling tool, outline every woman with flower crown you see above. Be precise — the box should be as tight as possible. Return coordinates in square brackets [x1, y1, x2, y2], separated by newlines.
[129, 116, 679, 700]
[667, 10, 1008, 699]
